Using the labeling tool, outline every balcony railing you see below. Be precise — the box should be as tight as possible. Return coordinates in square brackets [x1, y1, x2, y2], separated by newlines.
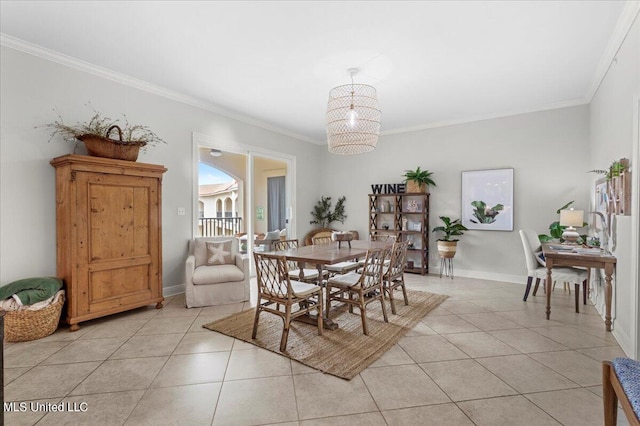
[198, 217, 243, 237]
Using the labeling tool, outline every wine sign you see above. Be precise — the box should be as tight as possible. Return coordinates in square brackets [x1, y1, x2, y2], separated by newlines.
[371, 183, 406, 194]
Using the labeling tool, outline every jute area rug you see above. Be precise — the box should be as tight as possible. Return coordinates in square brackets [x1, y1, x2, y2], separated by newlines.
[203, 290, 447, 380]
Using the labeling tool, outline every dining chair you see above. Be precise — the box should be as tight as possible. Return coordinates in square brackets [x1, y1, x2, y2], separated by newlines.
[384, 240, 410, 314]
[252, 252, 323, 352]
[369, 233, 397, 242]
[325, 247, 390, 335]
[272, 239, 328, 283]
[519, 229, 588, 312]
[357, 233, 396, 268]
[312, 235, 359, 275]
[602, 358, 640, 426]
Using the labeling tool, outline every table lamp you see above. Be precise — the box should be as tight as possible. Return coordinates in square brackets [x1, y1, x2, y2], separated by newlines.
[560, 208, 584, 244]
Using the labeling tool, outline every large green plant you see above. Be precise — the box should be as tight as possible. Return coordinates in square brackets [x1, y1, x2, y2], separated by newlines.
[538, 200, 588, 243]
[309, 196, 347, 228]
[402, 166, 436, 187]
[432, 216, 468, 241]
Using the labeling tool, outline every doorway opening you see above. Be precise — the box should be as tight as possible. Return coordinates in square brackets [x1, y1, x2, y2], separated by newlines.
[193, 135, 296, 262]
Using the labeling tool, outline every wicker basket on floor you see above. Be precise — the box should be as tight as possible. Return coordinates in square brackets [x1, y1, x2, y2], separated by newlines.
[3, 291, 65, 342]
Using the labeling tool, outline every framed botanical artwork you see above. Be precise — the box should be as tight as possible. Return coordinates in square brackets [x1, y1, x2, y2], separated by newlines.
[461, 168, 514, 231]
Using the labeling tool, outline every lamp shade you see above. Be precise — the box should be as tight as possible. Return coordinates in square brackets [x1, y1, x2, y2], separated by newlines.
[559, 209, 584, 227]
[326, 83, 381, 155]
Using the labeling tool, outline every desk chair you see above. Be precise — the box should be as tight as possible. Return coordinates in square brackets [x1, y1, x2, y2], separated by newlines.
[519, 230, 588, 312]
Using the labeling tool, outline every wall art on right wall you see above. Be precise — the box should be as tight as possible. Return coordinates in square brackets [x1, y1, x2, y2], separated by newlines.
[461, 168, 514, 231]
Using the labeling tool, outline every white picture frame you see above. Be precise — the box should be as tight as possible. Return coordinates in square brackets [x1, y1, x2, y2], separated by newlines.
[461, 168, 514, 231]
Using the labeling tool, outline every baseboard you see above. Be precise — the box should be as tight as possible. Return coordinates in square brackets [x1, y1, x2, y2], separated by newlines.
[428, 264, 525, 284]
[163, 283, 185, 297]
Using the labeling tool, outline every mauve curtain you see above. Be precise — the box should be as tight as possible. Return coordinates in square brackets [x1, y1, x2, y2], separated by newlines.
[267, 176, 286, 231]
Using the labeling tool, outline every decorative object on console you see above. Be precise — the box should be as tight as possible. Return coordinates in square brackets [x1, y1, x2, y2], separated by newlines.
[559, 208, 584, 244]
[326, 68, 381, 155]
[42, 105, 166, 161]
[331, 231, 354, 248]
[462, 168, 513, 231]
[402, 166, 436, 193]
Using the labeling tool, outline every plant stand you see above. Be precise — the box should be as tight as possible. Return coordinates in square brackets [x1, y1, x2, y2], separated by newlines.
[440, 256, 454, 279]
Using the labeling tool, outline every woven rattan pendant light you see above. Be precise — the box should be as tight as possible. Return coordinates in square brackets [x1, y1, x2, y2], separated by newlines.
[326, 68, 381, 155]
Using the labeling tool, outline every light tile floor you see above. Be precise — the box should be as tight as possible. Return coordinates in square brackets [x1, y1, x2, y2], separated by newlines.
[3, 275, 631, 425]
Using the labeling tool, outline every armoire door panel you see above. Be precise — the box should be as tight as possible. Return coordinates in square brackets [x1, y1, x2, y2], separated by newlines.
[86, 181, 153, 262]
[89, 264, 151, 304]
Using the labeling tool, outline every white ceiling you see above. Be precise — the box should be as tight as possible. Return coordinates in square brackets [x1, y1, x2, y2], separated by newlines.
[0, 1, 631, 144]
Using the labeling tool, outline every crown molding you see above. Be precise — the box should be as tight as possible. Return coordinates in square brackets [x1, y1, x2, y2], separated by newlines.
[380, 98, 588, 136]
[585, 1, 640, 102]
[0, 33, 320, 145]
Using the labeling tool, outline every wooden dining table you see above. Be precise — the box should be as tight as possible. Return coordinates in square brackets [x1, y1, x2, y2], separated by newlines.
[542, 243, 617, 331]
[267, 239, 393, 329]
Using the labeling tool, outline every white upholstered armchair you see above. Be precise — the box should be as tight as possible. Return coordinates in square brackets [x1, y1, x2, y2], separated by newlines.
[185, 236, 250, 308]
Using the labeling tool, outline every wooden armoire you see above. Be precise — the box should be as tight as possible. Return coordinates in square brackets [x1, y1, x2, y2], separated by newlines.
[51, 154, 167, 331]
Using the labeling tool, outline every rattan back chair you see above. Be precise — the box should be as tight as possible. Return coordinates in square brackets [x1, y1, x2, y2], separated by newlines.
[252, 252, 323, 351]
[369, 233, 397, 242]
[311, 235, 332, 245]
[384, 240, 410, 314]
[325, 247, 390, 335]
[312, 235, 359, 276]
[272, 239, 327, 283]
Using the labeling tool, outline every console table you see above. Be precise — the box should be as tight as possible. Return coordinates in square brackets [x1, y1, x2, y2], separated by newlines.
[542, 244, 617, 331]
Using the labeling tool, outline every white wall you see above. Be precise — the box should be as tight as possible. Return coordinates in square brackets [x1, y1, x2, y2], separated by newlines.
[322, 105, 591, 282]
[0, 46, 322, 292]
[588, 14, 640, 356]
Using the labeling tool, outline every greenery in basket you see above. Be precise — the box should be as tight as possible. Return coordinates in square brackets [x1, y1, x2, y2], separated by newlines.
[432, 216, 468, 241]
[41, 105, 166, 148]
[310, 196, 347, 228]
[402, 166, 436, 187]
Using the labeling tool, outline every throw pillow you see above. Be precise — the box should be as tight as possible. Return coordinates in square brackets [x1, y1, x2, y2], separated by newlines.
[535, 251, 546, 267]
[206, 240, 233, 265]
[265, 230, 280, 240]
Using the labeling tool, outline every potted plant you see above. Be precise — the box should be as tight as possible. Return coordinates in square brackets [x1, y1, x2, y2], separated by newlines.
[305, 196, 348, 245]
[589, 159, 628, 181]
[43, 105, 166, 161]
[309, 195, 347, 228]
[402, 166, 436, 193]
[432, 216, 468, 258]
